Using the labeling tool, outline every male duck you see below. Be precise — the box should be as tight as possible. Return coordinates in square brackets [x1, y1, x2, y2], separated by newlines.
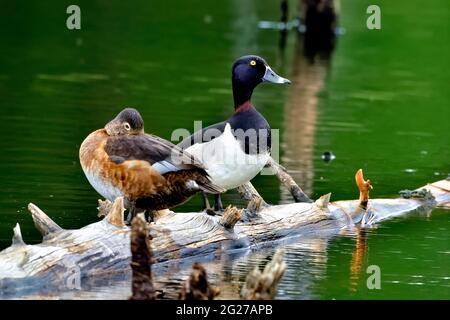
[177, 55, 290, 211]
[79, 108, 223, 222]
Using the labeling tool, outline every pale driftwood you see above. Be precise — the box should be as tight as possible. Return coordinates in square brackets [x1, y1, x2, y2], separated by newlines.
[266, 157, 313, 203]
[237, 182, 267, 211]
[28, 203, 63, 237]
[0, 172, 448, 298]
[219, 206, 242, 229]
[236, 156, 312, 209]
[106, 197, 126, 227]
[241, 249, 286, 300]
[11, 224, 26, 247]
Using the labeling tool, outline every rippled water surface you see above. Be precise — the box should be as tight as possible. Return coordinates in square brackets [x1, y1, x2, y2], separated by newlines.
[0, 0, 448, 299]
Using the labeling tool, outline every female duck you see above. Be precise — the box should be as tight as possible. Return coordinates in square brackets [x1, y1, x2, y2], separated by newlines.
[177, 55, 290, 211]
[79, 108, 222, 222]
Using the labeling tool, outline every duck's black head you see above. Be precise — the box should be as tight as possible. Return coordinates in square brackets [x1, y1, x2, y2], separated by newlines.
[105, 108, 144, 136]
[232, 55, 290, 108]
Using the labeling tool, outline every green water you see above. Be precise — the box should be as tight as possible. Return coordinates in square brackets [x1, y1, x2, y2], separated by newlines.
[0, 0, 448, 299]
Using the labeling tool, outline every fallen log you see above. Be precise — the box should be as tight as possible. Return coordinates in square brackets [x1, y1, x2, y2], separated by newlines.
[0, 170, 448, 299]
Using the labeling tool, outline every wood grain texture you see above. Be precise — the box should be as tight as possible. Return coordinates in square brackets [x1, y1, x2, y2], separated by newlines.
[0, 179, 448, 298]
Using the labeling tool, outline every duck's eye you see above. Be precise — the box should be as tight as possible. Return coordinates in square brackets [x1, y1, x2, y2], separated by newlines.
[250, 60, 256, 66]
[124, 122, 131, 131]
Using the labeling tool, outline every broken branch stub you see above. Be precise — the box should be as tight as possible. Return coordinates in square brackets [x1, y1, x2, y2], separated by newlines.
[106, 197, 126, 227]
[11, 223, 25, 246]
[315, 193, 331, 211]
[130, 213, 155, 300]
[97, 199, 113, 218]
[266, 157, 313, 203]
[27, 203, 63, 237]
[219, 206, 242, 229]
[355, 169, 372, 210]
[237, 182, 267, 212]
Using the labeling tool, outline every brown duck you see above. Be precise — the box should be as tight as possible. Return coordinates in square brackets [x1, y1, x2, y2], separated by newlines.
[79, 108, 223, 222]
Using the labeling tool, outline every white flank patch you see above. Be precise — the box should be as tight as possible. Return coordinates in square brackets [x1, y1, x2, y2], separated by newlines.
[185, 180, 199, 190]
[82, 168, 123, 201]
[185, 123, 269, 190]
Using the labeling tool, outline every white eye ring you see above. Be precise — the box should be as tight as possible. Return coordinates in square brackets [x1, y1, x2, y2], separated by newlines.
[124, 122, 131, 131]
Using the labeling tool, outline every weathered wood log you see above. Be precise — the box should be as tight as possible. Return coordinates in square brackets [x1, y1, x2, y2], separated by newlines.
[28, 203, 63, 237]
[11, 224, 26, 247]
[266, 157, 313, 203]
[237, 156, 313, 208]
[241, 249, 286, 300]
[0, 171, 448, 299]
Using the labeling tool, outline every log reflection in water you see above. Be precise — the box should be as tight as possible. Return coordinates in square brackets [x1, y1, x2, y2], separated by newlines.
[152, 236, 330, 299]
[349, 229, 368, 292]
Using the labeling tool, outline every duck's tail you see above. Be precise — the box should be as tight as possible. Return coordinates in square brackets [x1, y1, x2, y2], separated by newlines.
[196, 172, 226, 194]
[164, 169, 225, 195]
[189, 168, 226, 194]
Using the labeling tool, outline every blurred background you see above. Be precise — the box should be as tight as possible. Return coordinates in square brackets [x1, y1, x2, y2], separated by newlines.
[0, 0, 448, 299]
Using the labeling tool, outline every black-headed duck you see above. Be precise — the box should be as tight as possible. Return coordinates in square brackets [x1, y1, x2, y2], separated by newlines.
[178, 55, 290, 212]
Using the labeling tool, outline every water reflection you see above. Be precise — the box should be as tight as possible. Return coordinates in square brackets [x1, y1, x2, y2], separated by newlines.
[280, 2, 336, 202]
[349, 229, 368, 292]
[152, 235, 332, 300]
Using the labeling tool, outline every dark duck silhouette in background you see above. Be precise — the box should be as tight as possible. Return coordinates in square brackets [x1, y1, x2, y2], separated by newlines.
[79, 108, 223, 222]
[177, 55, 291, 212]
